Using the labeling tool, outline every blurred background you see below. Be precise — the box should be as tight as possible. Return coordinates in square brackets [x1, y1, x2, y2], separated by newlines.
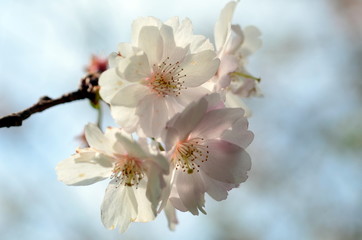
[0, 0, 361, 239]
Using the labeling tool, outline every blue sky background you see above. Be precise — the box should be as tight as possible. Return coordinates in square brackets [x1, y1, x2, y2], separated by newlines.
[0, 0, 361, 239]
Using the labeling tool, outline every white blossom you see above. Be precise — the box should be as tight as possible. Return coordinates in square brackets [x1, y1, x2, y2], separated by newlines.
[212, 1, 262, 111]
[56, 124, 168, 233]
[99, 17, 220, 137]
[162, 93, 253, 215]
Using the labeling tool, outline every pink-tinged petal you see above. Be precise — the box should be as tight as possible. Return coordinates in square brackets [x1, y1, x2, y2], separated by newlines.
[145, 161, 168, 213]
[200, 172, 236, 201]
[84, 123, 114, 154]
[223, 24, 244, 55]
[199, 139, 251, 184]
[203, 92, 225, 111]
[99, 68, 125, 103]
[163, 127, 180, 152]
[138, 26, 163, 66]
[131, 17, 162, 46]
[190, 108, 244, 139]
[175, 170, 206, 215]
[180, 50, 220, 87]
[175, 86, 210, 107]
[110, 83, 148, 107]
[214, 1, 238, 51]
[164, 200, 178, 231]
[163, 96, 184, 118]
[136, 95, 168, 138]
[56, 151, 113, 186]
[165, 96, 208, 142]
[110, 106, 139, 133]
[101, 181, 138, 233]
[216, 55, 239, 89]
[221, 118, 254, 148]
[169, 196, 188, 213]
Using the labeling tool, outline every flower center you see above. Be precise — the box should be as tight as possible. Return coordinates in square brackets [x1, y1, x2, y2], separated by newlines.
[111, 155, 144, 187]
[171, 137, 209, 174]
[147, 57, 187, 97]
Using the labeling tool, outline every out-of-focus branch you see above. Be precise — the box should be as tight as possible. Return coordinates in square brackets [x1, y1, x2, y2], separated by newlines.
[0, 73, 100, 128]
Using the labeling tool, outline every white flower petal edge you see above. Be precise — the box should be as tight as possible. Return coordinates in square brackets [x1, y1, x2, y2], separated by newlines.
[99, 17, 219, 137]
[56, 123, 169, 232]
[162, 93, 253, 215]
[56, 151, 114, 186]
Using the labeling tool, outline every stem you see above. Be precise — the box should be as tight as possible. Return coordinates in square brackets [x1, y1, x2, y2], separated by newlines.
[0, 73, 100, 128]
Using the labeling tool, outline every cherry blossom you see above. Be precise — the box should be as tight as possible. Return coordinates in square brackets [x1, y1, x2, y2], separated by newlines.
[211, 1, 262, 111]
[99, 17, 220, 137]
[56, 124, 168, 233]
[161, 93, 253, 215]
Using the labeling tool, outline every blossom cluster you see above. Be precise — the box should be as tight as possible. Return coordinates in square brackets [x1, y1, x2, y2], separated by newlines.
[56, 1, 261, 233]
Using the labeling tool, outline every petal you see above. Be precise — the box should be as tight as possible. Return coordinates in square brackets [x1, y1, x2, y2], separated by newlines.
[223, 24, 244, 54]
[110, 106, 139, 133]
[189, 35, 215, 53]
[165, 96, 208, 142]
[162, 126, 180, 152]
[84, 123, 114, 154]
[214, 1, 238, 51]
[199, 139, 251, 184]
[175, 170, 206, 215]
[190, 108, 245, 139]
[180, 50, 220, 87]
[99, 68, 125, 103]
[133, 179, 157, 222]
[110, 83, 149, 107]
[169, 18, 214, 53]
[201, 172, 236, 201]
[164, 16, 180, 32]
[203, 92, 225, 111]
[216, 55, 239, 89]
[145, 160, 168, 213]
[115, 133, 148, 159]
[119, 54, 151, 82]
[240, 26, 262, 57]
[56, 151, 113, 186]
[175, 86, 210, 107]
[101, 180, 138, 233]
[160, 24, 177, 60]
[138, 26, 163, 66]
[117, 42, 137, 58]
[164, 200, 178, 231]
[131, 17, 162, 46]
[136, 95, 168, 138]
[221, 118, 254, 148]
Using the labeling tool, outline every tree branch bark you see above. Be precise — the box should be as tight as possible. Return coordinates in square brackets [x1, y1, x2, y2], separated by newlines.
[0, 73, 100, 128]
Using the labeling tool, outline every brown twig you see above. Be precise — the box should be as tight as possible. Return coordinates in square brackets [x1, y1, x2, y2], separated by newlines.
[0, 73, 100, 128]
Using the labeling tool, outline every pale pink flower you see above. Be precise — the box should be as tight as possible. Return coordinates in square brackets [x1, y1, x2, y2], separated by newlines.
[212, 1, 262, 109]
[99, 17, 220, 137]
[161, 93, 253, 215]
[56, 124, 168, 233]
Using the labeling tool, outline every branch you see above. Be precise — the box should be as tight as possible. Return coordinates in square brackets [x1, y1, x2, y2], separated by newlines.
[0, 73, 100, 128]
